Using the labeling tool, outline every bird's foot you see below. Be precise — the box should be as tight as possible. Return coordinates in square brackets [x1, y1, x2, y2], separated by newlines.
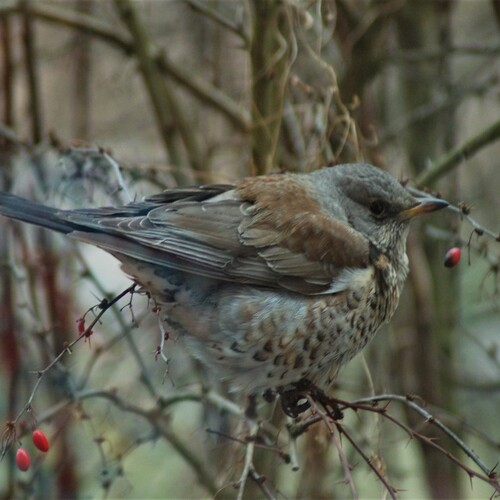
[278, 379, 344, 420]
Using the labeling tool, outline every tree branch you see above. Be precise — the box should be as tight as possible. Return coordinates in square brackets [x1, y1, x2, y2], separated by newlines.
[113, 0, 202, 182]
[250, 0, 292, 174]
[186, 0, 249, 45]
[416, 117, 500, 187]
[21, 0, 42, 144]
[0, 0, 250, 133]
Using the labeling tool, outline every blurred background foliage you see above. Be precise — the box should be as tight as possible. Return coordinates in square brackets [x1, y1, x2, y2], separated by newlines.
[0, 0, 499, 498]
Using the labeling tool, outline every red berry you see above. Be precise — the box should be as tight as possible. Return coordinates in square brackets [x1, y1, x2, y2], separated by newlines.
[16, 448, 31, 471]
[32, 429, 50, 452]
[444, 247, 461, 268]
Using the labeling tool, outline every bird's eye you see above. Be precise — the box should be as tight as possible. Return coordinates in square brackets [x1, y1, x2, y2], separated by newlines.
[369, 200, 388, 217]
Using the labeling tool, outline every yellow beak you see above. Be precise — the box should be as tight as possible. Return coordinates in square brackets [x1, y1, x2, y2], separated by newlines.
[400, 197, 448, 219]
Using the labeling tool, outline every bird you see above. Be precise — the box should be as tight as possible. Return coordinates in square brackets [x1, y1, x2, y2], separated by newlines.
[0, 163, 447, 403]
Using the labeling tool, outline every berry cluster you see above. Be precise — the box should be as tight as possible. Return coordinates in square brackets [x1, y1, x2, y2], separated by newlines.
[15, 429, 50, 472]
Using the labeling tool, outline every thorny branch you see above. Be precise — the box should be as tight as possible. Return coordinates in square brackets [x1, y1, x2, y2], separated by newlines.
[288, 394, 500, 495]
[75, 250, 159, 398]
[56, 380, 500, 497]
[304, 395, 360, 498]
[406, 185, 500, 272]
[1, 284, 136, 456]
[353, 394, 494, 476]
[4, 304, 500, 496]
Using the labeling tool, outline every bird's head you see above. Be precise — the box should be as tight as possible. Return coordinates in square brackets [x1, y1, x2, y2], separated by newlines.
[311, 163, 448, 256]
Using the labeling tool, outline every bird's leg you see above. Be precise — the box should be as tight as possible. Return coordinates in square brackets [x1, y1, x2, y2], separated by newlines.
[278, 379, 313, 417]
[245, 394, 258, 419]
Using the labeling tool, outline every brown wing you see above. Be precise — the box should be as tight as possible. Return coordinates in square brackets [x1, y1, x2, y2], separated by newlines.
[65, 176, 370, 295]
[234, 175, 371, 293]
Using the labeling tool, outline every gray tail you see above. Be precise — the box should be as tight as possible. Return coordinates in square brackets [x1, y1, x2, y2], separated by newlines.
[0, 192, 79, 234]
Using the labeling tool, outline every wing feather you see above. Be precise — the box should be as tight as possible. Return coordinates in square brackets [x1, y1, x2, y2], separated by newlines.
[65, 175, 370, 295]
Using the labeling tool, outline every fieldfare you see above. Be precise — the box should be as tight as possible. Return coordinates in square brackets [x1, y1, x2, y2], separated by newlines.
[0, 163, 447, 399]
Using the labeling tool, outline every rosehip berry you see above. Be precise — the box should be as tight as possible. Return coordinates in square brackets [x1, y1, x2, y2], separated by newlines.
[32, 429, 50, 452]
[444, 247, 461, 268]
[16, 447, 30, 471]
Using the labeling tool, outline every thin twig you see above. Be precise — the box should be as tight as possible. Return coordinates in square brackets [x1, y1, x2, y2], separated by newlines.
[76, 251, 159, 398]
[336, 422, 397, 500]
[407, 187, 500, 242]
[330, 424, 358, 498]
[186, 0, 249, 45]
[103, 153, 133, 203]
[351, 394, 495, 477]
[286, 420, 300, 471]
[298, 27, 359, 162]
[236, 420, 259, 500]
[249, 468, 276, 500]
